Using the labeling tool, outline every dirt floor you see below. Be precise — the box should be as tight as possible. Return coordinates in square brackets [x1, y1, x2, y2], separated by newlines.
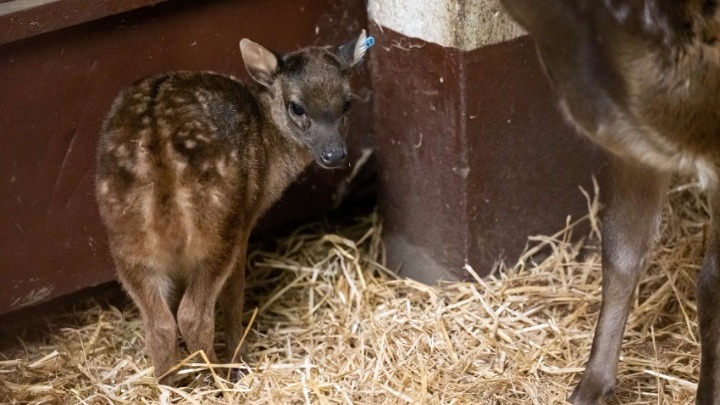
[0, 180, 706, 404]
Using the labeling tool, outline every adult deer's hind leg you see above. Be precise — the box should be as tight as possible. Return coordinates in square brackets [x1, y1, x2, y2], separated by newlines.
[569, 158, 671, 404]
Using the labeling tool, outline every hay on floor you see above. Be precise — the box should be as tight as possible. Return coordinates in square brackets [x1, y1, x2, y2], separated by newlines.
[0, 180, 705, 404]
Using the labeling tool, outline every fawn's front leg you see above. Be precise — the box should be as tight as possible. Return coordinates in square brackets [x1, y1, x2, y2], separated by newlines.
[569, 158, 670, 404]
[697, 188, 720, 405]
[116, 260, 179, 382]
[176, 248, 237, 363]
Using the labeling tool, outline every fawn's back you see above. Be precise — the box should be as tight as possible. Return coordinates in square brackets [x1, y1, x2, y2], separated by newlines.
[96, 72, 275, 272]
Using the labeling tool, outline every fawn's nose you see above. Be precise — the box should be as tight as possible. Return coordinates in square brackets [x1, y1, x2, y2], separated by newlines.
[320, 147, 347, 167]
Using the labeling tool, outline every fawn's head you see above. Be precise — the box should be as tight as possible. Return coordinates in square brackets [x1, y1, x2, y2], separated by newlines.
[240, 31, 370, 168]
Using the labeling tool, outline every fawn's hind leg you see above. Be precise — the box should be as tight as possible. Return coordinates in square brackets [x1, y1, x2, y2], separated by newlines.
[176, 248, 237, 363]
[116, 260, 179, 382]
[220, 235, 249, 364]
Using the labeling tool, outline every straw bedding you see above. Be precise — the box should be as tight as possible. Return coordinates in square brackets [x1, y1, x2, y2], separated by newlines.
[0, 180, 706, 404]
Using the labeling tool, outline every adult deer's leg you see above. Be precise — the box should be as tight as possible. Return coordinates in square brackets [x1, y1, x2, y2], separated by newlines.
[220, 234, 249, 364]
[569, 157, 671, 404]
[697, 187, 720, 405]
[116, 260, 178, 382]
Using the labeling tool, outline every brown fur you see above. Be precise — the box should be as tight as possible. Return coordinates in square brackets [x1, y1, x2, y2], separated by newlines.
[95, 33, 368, 382]
[498, 1, 720, 404]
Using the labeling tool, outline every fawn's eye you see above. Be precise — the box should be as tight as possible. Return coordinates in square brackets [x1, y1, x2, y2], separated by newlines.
[342, 100, 352, 113]
[289, 102, 305, 117]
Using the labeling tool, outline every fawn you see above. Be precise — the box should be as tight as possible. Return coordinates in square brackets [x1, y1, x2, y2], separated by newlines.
[498, 1, 720, 404]
[95, 31, 370, 382]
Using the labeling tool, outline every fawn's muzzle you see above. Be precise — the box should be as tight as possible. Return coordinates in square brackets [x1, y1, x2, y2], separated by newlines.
[319, 146, 347, 167]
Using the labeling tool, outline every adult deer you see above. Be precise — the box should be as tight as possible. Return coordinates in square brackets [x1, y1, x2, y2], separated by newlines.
[497, 1, 720, 403]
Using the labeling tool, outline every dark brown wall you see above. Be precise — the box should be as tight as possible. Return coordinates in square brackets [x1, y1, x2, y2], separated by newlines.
[464, 38, 607, 268]
[0, 0, 373, 315]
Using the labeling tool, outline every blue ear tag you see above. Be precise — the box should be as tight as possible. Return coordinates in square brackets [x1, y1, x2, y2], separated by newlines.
[365, 36, 375, 49]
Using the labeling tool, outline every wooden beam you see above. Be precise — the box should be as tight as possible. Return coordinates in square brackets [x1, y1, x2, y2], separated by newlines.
[0, 0, 172, 45]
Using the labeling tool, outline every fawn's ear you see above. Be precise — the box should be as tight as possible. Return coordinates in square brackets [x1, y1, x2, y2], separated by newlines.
[337, 29, 371, 68]
[240, 39, 279, 87]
